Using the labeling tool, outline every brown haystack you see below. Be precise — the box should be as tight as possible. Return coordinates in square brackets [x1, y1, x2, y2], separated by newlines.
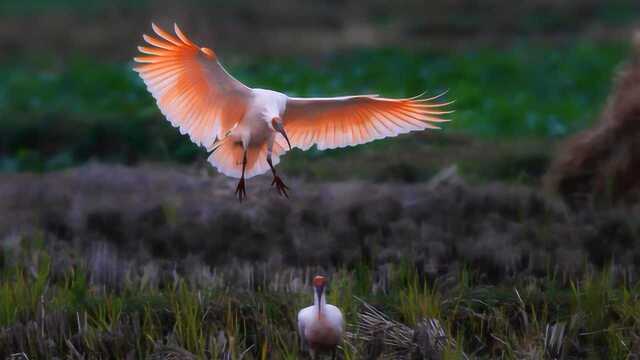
[544, 30, 640, 205]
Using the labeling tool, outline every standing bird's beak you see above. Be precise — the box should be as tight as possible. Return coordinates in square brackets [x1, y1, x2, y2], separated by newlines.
[313, 275, 327, 315]
[272, 118, 292, 151]
[314, 283, 325, 315]
[315, 284, 324, 302]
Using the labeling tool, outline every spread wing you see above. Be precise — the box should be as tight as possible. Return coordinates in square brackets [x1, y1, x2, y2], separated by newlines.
[281, 93, 453, 150]
[134, 23, 252, 149]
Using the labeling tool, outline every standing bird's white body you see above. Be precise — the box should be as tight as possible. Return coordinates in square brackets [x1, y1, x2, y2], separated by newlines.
[298, 276, 344, 359]
[134, 23, 453, 201]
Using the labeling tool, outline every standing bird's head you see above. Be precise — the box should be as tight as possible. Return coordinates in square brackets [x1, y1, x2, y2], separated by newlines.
[271, 117, 291, 150]
[313, 275, 327, 303]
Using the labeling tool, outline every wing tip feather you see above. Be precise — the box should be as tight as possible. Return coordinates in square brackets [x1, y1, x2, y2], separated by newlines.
[132, 22, 249, 157]
[174, 23, 196, 47]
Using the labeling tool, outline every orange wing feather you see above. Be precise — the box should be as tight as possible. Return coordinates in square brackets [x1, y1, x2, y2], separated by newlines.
[134, 23, 252, 149]
[281, 93, 453, 150]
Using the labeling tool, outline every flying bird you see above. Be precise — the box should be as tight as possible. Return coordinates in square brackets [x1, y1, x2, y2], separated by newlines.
[298, 275, 344, 359]
[134, 23, 453, 201]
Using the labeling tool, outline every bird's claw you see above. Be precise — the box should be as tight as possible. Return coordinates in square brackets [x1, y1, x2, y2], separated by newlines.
[272, 176, 289, 198]
[235, 178, 246, 202]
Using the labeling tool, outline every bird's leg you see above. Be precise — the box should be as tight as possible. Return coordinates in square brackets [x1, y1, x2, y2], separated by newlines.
[235, 150, 247, 201]
[267, 154, 288, 198]
[266, 136, 289, 198]
[331, 349, 337, 360]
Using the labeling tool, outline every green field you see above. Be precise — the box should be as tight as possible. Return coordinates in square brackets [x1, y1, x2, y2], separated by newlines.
[0, 42, 629, 175]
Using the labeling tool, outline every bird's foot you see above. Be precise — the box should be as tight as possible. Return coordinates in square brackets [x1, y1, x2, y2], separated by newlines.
[271, 176, 289, 198]
[235, 178, 247, 202]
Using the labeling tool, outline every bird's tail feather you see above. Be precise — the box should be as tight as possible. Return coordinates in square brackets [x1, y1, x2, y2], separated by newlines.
[208, 137, 285, 179]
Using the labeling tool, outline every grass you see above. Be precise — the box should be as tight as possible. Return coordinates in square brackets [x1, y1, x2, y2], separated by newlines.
[0, 41, 629, 174]
[2, 164, 640, 357]
[2, 238, 640, 358]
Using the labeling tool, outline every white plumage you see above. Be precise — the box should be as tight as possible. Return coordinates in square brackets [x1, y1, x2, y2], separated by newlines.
[134, 23, 452, 201]
[298, 276, 344, 359]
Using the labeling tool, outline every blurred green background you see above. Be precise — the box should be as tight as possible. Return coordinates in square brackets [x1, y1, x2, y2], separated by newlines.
[0, 0, 638, 177]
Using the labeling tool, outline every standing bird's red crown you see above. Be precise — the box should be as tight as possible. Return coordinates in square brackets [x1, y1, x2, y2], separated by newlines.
[313, 275, 327, 288]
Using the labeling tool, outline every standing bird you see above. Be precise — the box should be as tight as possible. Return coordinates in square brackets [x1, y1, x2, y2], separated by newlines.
[134, 23, 453, 201]
[298, 276, 344, 359]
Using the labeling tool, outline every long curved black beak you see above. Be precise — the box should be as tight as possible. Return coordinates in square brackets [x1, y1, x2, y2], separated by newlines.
[273, 121, 292, 151]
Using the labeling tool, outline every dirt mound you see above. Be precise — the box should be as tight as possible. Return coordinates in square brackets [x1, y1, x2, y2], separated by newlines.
[544, 30, 640, 206]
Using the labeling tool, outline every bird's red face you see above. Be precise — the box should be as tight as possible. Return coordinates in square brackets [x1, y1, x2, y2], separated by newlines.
[313, 275, 327, 301]
[313, 275, 327, 288]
